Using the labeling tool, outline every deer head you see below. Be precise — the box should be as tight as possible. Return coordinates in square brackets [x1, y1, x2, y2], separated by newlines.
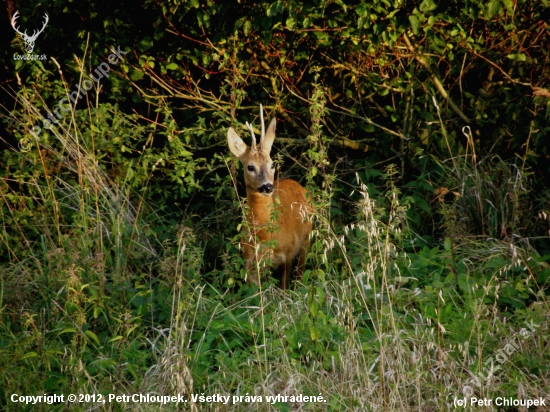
[227, 105, 277, 195]
[11, 11, 49, 54]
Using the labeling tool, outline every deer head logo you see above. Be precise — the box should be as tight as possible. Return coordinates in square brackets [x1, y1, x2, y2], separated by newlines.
[11, 11, 49, 54]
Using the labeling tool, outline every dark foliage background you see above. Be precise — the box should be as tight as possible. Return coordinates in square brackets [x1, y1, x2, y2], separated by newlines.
[1, 0, 549, 409]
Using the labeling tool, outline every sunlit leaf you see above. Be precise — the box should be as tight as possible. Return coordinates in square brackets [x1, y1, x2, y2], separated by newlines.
[485, 1, 502, 19]
[507, 53, 527, 61]
[409, 15, 420, 34]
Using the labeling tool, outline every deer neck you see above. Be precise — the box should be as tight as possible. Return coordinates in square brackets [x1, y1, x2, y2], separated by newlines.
[246, 187, 276, 229]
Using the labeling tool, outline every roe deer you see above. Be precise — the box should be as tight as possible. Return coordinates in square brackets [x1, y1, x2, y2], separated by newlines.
[227, 105, 312, 289]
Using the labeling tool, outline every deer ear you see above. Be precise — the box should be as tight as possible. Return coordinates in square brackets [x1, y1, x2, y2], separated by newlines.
[227, 127, 248, 158]
[262, 118, 276, 154]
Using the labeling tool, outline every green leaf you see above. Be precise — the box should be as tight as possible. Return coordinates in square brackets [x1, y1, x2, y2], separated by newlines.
[506, 53, 527, 61]
[244, 20, 252, 35]
[139, 37, 153, 51]
[129, 70, 144, 81]
[409, 15, 420, 35]
[267, 1, 284, 17]
[485, 1, 502, 19]
[356, 3, 368, 18]
[310, 325, 320, 340]
[85, 330, 100, 346]
[334, 0, 347, 12]
[126, 363, 139, 380]
[424, 303, 437, 320]
[108, 335, 124, 343]
[501, 0, 514, 15]
[308, 298, 319, 317]
[387, 9, 400, 19]
[286, 16, 296, 30]
[166, 62, 178, 70]
[378, 87, 390, 96]
[416, 197, 431, 213]
[314, 31, 329, 45]
[419, 0, 437, 13]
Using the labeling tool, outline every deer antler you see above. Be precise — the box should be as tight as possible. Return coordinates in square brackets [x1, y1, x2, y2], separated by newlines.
[28, 13, 49, 42]
[11, 11, 49, 54]
[11, 11, 49, 40]
[11, 11, 26, 37]
[245, 121, 257, 151]
[260, 104, 265, 144]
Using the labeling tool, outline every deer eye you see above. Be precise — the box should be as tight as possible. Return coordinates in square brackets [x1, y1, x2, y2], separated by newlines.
[247, 165, 255, 172]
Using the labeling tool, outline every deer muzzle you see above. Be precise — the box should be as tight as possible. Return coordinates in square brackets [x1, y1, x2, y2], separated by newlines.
[258, 183, 274, 195]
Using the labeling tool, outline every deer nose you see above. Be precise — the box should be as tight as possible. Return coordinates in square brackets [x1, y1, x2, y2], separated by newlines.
[258, 183, 274, 194]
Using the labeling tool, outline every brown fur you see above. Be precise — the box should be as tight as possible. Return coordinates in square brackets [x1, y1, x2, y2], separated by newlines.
[227, 110, 312, 289]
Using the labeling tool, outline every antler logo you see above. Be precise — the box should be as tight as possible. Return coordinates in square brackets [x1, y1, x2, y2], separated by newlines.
[11, 11, 49, 54]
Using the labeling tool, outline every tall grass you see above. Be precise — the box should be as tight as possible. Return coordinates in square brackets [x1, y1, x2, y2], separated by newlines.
[1, 89, 549, 411]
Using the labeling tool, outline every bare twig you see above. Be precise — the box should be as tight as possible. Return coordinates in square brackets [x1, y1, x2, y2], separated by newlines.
[403, 33, 471, 124]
